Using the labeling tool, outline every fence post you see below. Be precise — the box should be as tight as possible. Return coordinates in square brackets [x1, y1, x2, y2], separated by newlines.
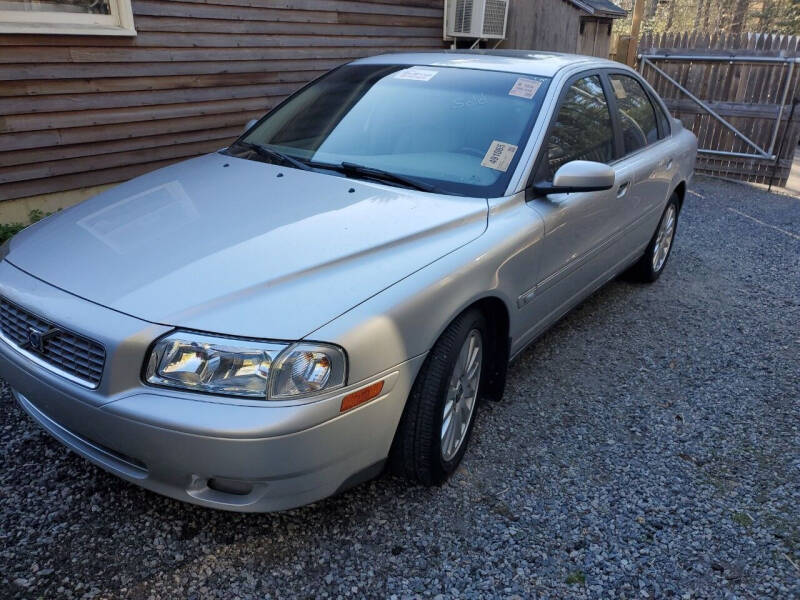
[626, 0, 644, 66]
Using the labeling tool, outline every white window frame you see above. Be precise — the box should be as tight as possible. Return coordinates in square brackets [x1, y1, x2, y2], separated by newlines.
[0, 0, 136, 36]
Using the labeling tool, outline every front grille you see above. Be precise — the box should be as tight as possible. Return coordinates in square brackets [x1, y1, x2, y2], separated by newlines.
[0, 297, 105, 387]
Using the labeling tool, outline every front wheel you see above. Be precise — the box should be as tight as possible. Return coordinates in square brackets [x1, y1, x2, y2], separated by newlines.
[625, 194, 679, 283]
[390, 309, 486, 485]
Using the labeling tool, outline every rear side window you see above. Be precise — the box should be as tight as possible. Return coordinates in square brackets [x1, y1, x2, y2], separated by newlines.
[539, 75, 615, 181]
[609, 74, 659, 154]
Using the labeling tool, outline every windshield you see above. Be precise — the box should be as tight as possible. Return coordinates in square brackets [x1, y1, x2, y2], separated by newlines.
[236, 64, 550, 197]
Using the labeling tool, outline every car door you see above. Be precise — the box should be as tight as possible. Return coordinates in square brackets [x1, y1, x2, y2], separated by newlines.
[603, 70, 675, 253]
[519, 72, 627, 337]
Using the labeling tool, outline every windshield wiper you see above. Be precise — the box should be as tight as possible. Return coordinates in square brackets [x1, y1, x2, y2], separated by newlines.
[231, 141, 312, 171]
[230, 145, 438, 193]
[311, 161, 438, 193]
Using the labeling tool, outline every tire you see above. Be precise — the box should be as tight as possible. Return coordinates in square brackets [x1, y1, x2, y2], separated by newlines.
[625, 194, 680, 283]
[390, 308, 487, 486]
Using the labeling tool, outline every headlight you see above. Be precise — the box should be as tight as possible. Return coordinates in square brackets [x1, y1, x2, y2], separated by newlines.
[270, 343, 347, 399]
[144, 331, 346, 400]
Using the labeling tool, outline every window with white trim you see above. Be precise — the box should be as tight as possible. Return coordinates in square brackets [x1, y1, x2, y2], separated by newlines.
[0, 0, 136, 36]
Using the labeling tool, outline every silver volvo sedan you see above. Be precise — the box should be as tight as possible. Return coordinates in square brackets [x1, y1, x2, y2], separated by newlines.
[0, 51, 696, 512]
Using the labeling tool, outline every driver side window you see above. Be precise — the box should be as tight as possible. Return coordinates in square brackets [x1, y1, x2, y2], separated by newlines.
[538, 75, 615, 182]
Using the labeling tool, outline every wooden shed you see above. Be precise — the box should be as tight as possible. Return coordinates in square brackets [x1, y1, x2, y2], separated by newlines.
[502, 0, 626, 58]
[0, 0, 446, 219]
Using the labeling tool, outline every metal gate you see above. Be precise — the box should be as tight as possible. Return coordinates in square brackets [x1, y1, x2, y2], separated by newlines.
[637, 32, 800, 187]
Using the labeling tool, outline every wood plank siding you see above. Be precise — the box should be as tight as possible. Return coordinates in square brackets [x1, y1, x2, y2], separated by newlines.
[0, 0, 445, 202]
[501, 0, 581, 56]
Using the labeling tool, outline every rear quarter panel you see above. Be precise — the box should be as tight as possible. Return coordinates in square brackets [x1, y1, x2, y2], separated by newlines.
[672, 121, 698, 190]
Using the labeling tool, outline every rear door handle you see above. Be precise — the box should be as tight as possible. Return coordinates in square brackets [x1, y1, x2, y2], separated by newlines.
[617, 182, 629, 198]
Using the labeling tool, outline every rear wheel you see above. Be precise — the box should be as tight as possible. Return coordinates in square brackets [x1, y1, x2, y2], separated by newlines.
[625, 194, 679, 283]
[390, 309, 486, 485]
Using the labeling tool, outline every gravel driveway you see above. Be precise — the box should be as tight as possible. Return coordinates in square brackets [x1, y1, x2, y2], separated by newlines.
[1, 176, 798, 599]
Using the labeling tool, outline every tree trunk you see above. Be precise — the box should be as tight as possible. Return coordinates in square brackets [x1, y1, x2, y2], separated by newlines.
[758, 0, 771, 31]
[665, 0, 677, 30]
[703, 0, 712, 30]
[694, 0, 706, 30]
[729, 0, 750, 34]
[626, 0, 645, 66]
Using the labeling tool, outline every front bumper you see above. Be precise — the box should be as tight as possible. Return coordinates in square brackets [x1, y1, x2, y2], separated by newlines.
[0, 262, 423, 512]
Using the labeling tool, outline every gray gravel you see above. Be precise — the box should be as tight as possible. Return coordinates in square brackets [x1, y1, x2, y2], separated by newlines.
[1, 176, 799, 599]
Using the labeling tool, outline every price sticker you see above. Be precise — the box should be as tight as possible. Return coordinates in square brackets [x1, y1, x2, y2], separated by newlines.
[481, 140, 518, 172]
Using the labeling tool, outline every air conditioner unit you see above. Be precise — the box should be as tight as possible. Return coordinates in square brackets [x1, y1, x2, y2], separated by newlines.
[444, 0, 509, 40]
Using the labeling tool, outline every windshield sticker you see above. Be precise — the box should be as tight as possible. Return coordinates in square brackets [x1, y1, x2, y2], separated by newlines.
[481, 141, 518, 172]
[394, 67, 438, 81]
[611, 78, 627, 99]
[509, 77, 542, 99]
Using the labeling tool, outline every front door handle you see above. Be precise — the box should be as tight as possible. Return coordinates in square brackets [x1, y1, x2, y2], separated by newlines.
[617, 182, 630, 198]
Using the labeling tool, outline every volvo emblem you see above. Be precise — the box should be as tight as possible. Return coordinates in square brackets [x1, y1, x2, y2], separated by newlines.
[26, 326, 57, 353]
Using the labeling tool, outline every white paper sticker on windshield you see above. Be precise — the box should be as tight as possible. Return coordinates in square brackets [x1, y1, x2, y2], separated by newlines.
[394, 67, 438, 81]
[509, 77, 542, 99]
[611, 78, 627, 99]
[481, 140, 518, 172]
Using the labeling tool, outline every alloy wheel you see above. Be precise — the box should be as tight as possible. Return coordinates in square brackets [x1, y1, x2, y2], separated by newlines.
[652, 204, 676, 272]
[441, 329, 482, 461]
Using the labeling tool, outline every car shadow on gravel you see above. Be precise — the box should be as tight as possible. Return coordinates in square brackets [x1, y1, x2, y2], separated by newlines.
[2, 176, 798, 599]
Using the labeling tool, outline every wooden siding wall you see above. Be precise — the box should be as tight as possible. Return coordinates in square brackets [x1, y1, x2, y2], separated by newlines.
[501, 0, 581, 55]
[577, 18, 613, 59]
[0, 0, 445, 202]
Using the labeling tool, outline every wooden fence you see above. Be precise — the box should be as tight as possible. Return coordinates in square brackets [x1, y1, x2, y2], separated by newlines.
[638, 32, 800, 186]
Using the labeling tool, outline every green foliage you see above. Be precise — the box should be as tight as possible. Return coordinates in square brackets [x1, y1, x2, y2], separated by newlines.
[0, 222, 26, 245]
[0, 209, 53, 245]
[28, 209, 46, 223]
[565, 570, 586, 585]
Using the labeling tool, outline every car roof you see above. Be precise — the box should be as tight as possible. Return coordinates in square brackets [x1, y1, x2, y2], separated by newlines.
[351, 50, 622, 78]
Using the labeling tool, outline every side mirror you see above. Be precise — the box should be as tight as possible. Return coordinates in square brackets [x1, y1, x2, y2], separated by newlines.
[243, 119, 258, 133]
[531, 160, 615, 195]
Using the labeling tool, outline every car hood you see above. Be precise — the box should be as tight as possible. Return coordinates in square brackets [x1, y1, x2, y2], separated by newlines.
[7, 153, 488, 340]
